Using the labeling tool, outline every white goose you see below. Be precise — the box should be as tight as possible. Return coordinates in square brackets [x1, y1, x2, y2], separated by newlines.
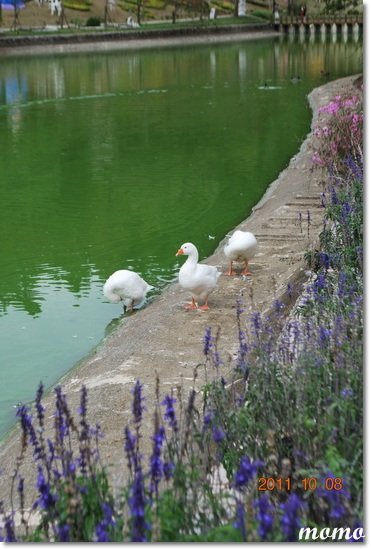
[103, 270, 153, 312]
[224, 230, 257, 276]
[176, 242, 221, 310]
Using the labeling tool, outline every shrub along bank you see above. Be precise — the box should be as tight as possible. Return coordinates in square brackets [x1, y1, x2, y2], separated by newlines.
[0, 83, 363, 542]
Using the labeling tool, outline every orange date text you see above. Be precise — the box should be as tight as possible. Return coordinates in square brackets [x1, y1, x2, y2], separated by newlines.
[258, 477, 344, 492]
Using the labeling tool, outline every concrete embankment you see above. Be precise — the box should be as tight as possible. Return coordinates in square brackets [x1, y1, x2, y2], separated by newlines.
[0, 75, 359, 510]
[0, 24, 276, 55]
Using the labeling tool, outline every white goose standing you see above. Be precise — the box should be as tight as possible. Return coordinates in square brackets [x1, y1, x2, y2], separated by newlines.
[176, 242, 221, 310]
[103, 269, 153, 312]
[224, 230, 257, 276]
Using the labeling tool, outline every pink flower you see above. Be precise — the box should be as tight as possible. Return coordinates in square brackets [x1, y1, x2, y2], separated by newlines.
[312, 152, 324, 166]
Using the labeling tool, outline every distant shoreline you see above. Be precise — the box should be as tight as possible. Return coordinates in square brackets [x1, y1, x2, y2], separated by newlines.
[0, 24, 277, 56]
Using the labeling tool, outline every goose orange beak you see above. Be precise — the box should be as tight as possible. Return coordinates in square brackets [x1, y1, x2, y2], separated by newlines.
[176, 248, 184, 256]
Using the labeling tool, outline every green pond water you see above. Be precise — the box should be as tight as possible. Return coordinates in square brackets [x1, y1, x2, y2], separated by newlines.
[0, 33, 362, 437]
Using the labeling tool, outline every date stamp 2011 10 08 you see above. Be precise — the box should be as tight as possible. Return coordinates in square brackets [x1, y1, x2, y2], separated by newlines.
[258, 477, 344, 492]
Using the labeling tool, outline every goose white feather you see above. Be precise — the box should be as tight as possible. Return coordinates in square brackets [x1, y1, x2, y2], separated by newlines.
[176, 242, 221, 310]
[103, 270, 153, 311]
[224, 230, 257, 276]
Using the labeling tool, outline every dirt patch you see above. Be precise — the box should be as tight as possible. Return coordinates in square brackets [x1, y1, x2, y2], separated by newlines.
[0, 74, 359, 511]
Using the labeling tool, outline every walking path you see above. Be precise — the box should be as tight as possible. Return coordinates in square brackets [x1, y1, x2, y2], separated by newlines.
[0, 75, 358, 510]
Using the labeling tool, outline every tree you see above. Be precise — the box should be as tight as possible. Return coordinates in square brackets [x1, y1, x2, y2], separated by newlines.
[323, 0, 361, 13]
[187, 0, 209, 20]
[9, 0, 23, 30]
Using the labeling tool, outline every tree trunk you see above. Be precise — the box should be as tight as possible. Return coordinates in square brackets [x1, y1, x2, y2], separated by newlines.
[137, 0, 141, 25]
[233, 0, 238, 17]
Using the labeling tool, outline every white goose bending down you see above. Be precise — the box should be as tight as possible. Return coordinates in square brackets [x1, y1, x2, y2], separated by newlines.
[176, 242, 221, 310]
[224, 230, 257, 276]
[103, 270, 153, 312]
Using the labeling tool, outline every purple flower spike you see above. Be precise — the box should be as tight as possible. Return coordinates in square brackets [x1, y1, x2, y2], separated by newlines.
[212, 425, 225, 444]
[35, 382, 45, 426]
[234, 456, 264, 490]
[203, 326, 213, 356]
[132, 380, 145, 426]
[95, 503, 115, 542]
[163, 461, 174, 480]
[280, 493, 304, 542]
[234, 502, 247, 541]
[254, 494, 275, 540]
[161, 395, 178, 432]
[128, 469, 150, 542]
[149, 426, 165, 497]
[36, 466, 57, 510]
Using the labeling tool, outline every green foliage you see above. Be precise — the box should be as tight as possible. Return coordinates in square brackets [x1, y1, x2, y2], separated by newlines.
[322, 0, 360, 14]
[85, 15, 101, 24]
[146, 0, 166, 9]
[182, 525, 243, 542]
[64, 0, 92, 10]
[251, 8, 272, 19]
[210, 0, 234, 12]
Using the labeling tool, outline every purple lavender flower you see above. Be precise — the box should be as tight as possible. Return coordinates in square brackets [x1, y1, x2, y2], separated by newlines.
[78, 385, 90, 475]
[236, 328, 249, 380]
[287, 282, 293, 298]
[317, 473, 350, 520]
[124, 426, 137, 474]
[314, 272, 326, 292]
[234, 456, 264, 490]
[128, 468, 149, 542]
[330, 185, 339, 205]
[251, 311, 262, 337]
[36, 466, 57, 510]
[35, 382, 45, 426]
[57, 524, 70, 542]
[341, 388, 353, 398]
[1, 514, 17, 542]
[212, 425, 225, 444]
[318, 325, 331, 348]
[341, 202, 353, 222]
[280, 493, 304, 542]
[337, 271, 349, 297]
[54, 386, 70, 443]
[253, 494, 275, 540]
[95, 503, 115, 542]
[203, 411, 213, 428]
[163, 461, 174, 480]
[203, 326, 213, 356]
[345, 155, 363, 181]
[78, 384, 88, 419]
[274, 299, 284, 317]
[132, 380, 145, 426]
[234, 501, 247, 541]
[149, 426, 165, 497]
[319, 252, 331, 270]
[44, 440, 54, 469]
[161, 395, 178, 432]
[236, 297, 244, 317]
[16, 404, 41, 460]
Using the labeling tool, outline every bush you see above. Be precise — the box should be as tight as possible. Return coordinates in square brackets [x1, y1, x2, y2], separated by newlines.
[85, 16, 101, 26]
[251, 9, 272, 20]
